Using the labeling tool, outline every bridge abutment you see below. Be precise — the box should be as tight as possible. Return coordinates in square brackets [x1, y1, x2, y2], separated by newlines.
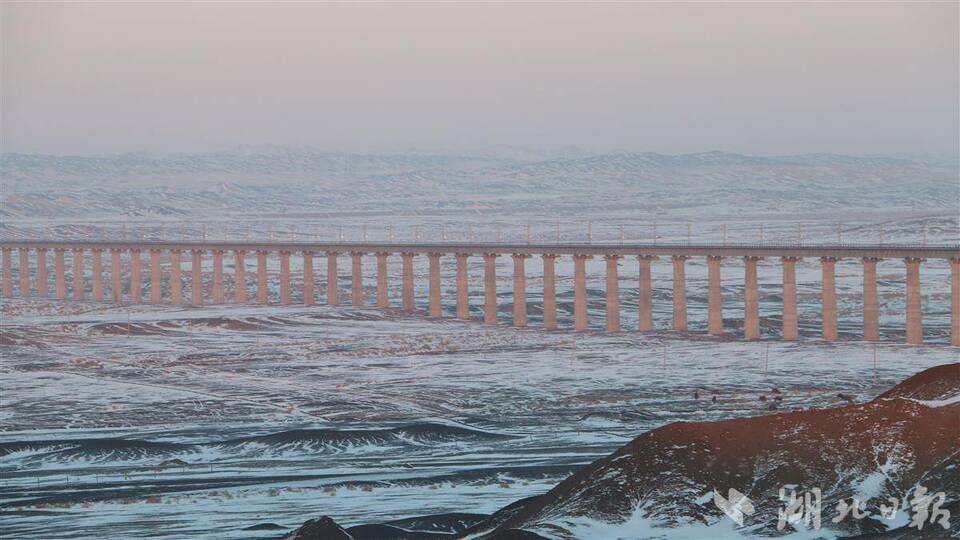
[573, 254, 592, 331]
[672, 255, 689, 332]
[483, 253, 498, 324]
[707, 256, 723, 335]
[401, 253, 415, 312]
[542, 254, 558, 330]
[605, 254, 621, 332]
[862, 258, 880, 341]
[513, 254, 530, 327]
[429, 253, 443, 318]
[821, 257, 838, 341]
[905, 258, 923, 345]
[301, 251, 313, 306]
[744, 256, 761, 340]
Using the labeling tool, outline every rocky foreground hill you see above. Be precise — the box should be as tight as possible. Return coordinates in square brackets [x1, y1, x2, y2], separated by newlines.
[279, 363, 959, 539]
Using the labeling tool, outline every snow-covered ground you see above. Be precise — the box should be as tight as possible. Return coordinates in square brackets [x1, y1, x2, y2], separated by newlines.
[1, 149, 957, 538]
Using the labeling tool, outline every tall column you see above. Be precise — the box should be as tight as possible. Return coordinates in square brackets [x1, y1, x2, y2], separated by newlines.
[235, 251, 247, 304]
[483, 253, 497, 324]
[130, 249, 142, 304]
[302, 251, 314, 306]
[605, 255, 621, 332]
[91, 249, 103, 302]
[191, 249, 203, 305]
[744, 256, 761, 340]
[72, 248, 84, 300]
[1, 248, 11, 297]
[351, 252, 364, 306]
[110, 249, 121, 303]
[543, 254, 557, 330]
[55, 249, 67, 300]
[170, 250, 183, 304]
[573, 254, 591, 331]
[376, 252, 389, 308]
[951, 258, 959, 347]
[512, 254, 530, 327]
[257, 250, 269, 304]
[36, 249, 48, 298]
[782, 257, 799, 341]
[150, 250, 163, 304]
[456, 253, 470, 320]
[707, 256, 723, 335]
[326, 252, 339, 305]
[905, 257, 922, 345]
[638, 255, 656, 332]
[672, 255, 689, 332]
[862, 257, 880, 341]
[821, 257, 838, 342]
[429, 252, 443, 317]
[18, 248, 30, 297]
[212, 250, 224, 304]
[170, 249, 183, 305]
[279, 251, 291, 305]
[401, 253, 415, 312]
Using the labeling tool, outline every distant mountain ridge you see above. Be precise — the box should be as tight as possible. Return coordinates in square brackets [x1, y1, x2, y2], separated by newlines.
[2, 148, 951, 184]
[1, 148, 956, 220]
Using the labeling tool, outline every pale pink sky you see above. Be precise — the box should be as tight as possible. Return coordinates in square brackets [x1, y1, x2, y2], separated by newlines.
[2, 1, 957, 155]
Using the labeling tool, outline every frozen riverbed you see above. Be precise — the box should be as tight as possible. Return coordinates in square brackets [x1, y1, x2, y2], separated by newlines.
[1, 293, 956, 538]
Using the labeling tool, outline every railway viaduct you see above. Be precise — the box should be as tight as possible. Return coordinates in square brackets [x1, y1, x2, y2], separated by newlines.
[2, 240, 958, 346]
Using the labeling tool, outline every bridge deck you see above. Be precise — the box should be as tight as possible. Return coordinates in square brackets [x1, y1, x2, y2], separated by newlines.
[1, 240, 957, 259]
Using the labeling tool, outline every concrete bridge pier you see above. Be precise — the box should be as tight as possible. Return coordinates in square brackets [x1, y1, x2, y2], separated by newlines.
[351, 252, 364, 306]
[707, 256, 723, 335]
[781, 257, 799, 340]
[605, 254, 621, 332]
[513, 254, 530, 327]
[257, 250, 269, 304]
[170, 250, 183, 304]
[72, 249, 84, 300]
[150, 250, 163, 304]
[401, 253, 415, 312]
[672, 255, 689, 332]
[951, 258, 959, 347]
[110, 249, 122, 303]
[36, 249, 48, 298]
[212, 250, 225, 304]
[130, 249, 142, 304]
[191, 250, 204, 305]
[280, 251, 291, 305]
[302, 251, 314, 306]
[483, 253, 498, 324]
[1, 248, 11, 297]
[429, 253, 443, 318]
[235, 250, 247, 304]
[455, 254, 469, 320]
[91, 249, 103, 302]
[376, 252, 389, 308]
[573, 254, 592, 331]
[821, 257, 839, 341]
[905, 258, 923, 345]
[19, 248, 30, 297]
[744, 256, 761, 340]
[638, 255, 656, 332]
[326, 252, 339, 306]
[55, 249, 67, 300]
[542, 254, 557, 330]
[862, 257, 880, 341]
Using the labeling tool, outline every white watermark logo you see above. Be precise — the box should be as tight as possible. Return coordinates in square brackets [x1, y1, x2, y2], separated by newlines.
[710, 485, 951, 532]
[713, 488, 755, 526]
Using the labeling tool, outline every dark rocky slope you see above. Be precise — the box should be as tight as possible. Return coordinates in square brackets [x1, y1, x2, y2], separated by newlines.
[280, 364, 959, 539]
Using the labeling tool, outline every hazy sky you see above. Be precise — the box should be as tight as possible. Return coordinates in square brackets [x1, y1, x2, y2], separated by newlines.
[2, 2, 957, 156]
